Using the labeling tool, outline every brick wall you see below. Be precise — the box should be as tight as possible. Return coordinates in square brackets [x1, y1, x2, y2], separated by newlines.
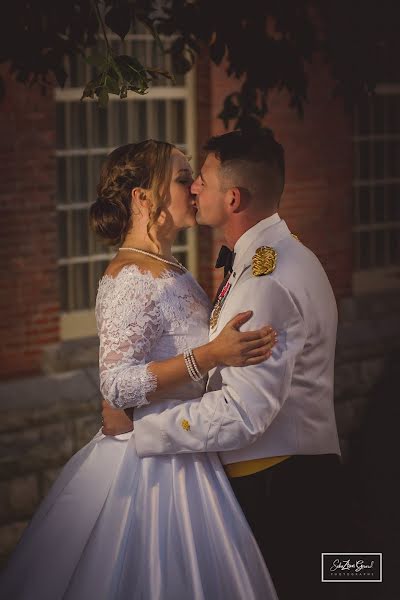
[198, 56, 354, 300]
[0, 69, 59, 379]
[195, 52, 215, 299]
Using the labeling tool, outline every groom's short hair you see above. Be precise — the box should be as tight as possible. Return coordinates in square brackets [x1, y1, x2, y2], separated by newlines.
[204, 128, 285, 203]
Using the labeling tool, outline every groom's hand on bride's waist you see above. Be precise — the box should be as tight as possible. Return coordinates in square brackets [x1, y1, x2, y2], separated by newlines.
[101, 399, 134, 436]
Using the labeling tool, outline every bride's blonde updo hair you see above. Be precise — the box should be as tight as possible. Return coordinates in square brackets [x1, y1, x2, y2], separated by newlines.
[90, 139, 176, 246]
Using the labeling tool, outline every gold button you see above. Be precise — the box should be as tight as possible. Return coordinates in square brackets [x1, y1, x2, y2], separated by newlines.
[181, 419, 190, 431]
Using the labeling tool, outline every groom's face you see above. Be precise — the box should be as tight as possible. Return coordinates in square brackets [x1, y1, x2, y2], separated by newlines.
[191, 153, 228, 228]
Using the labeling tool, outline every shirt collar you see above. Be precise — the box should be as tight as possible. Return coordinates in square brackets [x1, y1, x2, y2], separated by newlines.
[233, 213, 281, 271]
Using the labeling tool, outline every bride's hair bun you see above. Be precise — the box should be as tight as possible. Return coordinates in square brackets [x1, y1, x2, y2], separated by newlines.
[90, 195, 131, 247]
[89, 140, 175, 247]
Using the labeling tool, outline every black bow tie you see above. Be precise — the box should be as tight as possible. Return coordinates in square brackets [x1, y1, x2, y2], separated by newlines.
[215, 245, 235, 277]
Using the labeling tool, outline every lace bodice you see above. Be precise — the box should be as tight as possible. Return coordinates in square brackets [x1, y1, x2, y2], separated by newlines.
[95, 265, 211, 409]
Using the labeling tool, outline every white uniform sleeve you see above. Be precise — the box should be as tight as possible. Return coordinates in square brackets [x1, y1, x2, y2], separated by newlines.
[134, 275, 307, 456]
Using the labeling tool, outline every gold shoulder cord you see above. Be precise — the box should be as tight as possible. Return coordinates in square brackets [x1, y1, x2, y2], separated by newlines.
[252, 246, 277, 276]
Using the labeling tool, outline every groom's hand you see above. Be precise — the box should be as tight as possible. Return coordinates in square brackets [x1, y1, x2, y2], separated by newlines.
[101, 399, 134, 436]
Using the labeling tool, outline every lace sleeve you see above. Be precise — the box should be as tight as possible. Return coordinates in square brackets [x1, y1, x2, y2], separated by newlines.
[96, 268, 164, 409]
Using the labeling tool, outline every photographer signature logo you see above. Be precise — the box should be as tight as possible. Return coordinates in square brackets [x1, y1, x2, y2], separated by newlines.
[321, 553, 382, 582]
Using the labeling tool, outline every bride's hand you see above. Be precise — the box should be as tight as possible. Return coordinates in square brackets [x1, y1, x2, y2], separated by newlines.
[209, 311, 277, 367]
[102, 400, 134, 436]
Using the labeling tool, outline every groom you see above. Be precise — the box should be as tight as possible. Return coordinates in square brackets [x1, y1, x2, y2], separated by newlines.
[102, 128, 343, 600]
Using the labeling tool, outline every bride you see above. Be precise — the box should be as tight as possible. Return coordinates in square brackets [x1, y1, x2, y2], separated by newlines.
[0, 140, 278, 600]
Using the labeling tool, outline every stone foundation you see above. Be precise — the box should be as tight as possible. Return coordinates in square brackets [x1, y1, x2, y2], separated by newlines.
[0, 367, 101, 565]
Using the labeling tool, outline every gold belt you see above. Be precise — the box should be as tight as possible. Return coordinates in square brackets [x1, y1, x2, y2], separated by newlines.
[225, 455, 291, 478]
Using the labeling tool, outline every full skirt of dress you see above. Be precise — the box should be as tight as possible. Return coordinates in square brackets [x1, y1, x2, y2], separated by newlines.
[0, 430, 277, 600]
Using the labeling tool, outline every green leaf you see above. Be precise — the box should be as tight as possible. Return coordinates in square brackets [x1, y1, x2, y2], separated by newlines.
[105, 74, 120, 96]
[146, 67, 175, 83]
[81, 81, 96, 101]
[105, 5, 131, 41]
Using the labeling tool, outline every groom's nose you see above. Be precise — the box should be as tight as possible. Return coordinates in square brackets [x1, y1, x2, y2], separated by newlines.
[191, 177, 201, 195]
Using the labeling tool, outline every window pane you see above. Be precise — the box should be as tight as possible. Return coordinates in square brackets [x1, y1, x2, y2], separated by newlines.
[352, 195, 358, 224]
[56, 158, 67, 203]
[373, 95, 385, 134]
[70, 103, 87, 148]
[67, 54, 87, 88]
[58, 211, 68, 259]
[70, 157, 89, 202]
[374, 185, 385, 222]
[91, 105, 109, 148]
[358, 142, 370, 179]
[375, 230, 386, 267]
[373, 141, 385, 179]
[90, 154, 108, 200]
[353, 232, 360, 269]
[387, 184, 400, 220]
[152, 40, 167, 75]
[134, 40, 148, 66]
[171, 100, 185, 145]
[359, 231, 371, 269]
[137, 102, 147, 140]
[56, 104, 66, 149]
[356, 98, 370, 135]
[71, 209, 89, 257]
[59, 265, 68, 312]
[386, 96, 400, 134]
[389, 229, 400, 265]
[72, 263, 90, 310]
[113, 101, 129, 146]
[387, 141, 400, 178]
[358, 188, 371, 224]
[155, 100, 166, 141]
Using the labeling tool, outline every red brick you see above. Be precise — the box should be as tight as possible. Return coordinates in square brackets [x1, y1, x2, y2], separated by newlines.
[0, 66, 59, 377]
[196, 55, 353, 300]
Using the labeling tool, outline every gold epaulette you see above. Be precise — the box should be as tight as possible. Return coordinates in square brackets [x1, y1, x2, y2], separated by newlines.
[252, 246, 277, 276]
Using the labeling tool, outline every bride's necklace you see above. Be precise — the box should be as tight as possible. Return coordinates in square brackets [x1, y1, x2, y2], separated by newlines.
[118, 247, 187, 273]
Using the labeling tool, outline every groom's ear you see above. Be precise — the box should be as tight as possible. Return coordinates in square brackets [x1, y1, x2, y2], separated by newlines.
[226, 187, 248, 213]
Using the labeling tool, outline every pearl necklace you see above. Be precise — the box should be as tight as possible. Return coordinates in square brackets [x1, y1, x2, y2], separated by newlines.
[118, 247, 187, 273]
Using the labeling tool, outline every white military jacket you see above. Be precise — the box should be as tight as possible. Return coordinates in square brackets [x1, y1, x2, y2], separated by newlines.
[134, 214, 341, 463]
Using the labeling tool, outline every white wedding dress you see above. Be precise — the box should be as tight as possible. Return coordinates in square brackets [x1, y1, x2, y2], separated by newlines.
[0, 265, 277, 600]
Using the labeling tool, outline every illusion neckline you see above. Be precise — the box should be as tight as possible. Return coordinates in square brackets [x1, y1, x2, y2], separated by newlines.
[99, 262, 191, 286]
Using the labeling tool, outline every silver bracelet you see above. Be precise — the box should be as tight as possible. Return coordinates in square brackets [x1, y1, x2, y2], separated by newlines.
[184, 349, 203, 382]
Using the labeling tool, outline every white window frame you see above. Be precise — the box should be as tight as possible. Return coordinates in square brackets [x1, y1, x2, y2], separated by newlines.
[55, 36, 198, 340]
[352, 83, 400, 295]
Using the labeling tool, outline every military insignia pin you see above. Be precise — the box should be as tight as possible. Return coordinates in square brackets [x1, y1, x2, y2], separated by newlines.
[252, 246, 277, 276]
[181, 419, 191, 431]
[210, 280, 231, 331]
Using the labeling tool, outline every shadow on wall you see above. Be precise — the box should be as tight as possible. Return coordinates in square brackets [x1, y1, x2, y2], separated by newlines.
[343, 351, 400, 600]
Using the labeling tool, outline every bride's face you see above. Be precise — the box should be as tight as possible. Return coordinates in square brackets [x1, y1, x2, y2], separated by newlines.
[164, 149, 197, 230]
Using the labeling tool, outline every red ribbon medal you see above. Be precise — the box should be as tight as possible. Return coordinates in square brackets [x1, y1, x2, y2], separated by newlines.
[210, 281, 232, 330]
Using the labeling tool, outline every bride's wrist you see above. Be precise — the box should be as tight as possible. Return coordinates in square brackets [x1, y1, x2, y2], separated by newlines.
[201, 341, 219, 370]
[189, 343, 218, 378]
